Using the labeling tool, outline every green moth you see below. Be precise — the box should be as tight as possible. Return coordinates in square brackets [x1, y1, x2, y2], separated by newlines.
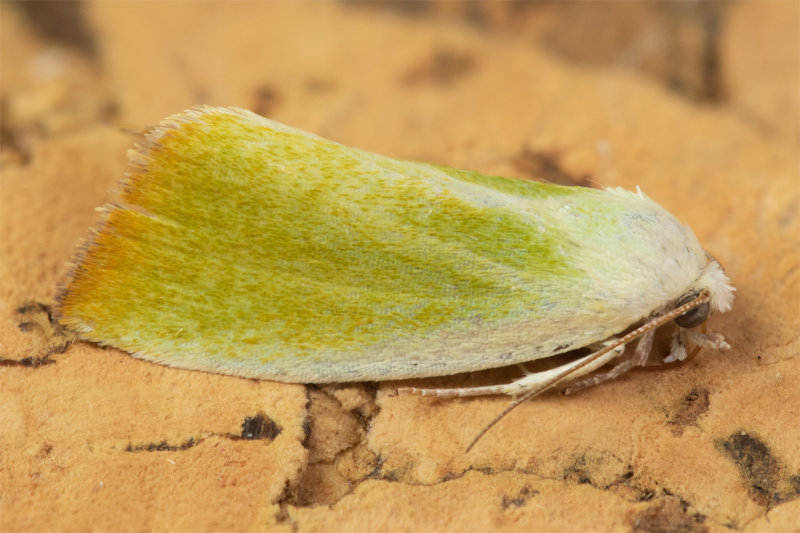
[58, 106, 734, 434]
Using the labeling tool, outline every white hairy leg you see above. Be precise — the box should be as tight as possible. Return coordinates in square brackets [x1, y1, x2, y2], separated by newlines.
[664, 328, 689, 364]
[684, 329, 730, 350]
[562, 329, 656, 395]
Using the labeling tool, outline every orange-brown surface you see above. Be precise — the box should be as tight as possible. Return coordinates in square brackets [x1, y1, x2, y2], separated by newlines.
[1, 2, 798, 532]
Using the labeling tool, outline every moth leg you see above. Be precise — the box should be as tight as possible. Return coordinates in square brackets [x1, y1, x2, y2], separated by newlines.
[663, 329, 688, 363]
[400, 341, 624, 399]
[512, 337, 622, 380]
[563, 329, 656, 395]
[589, 337, 625, 358]
[684, 329, 730, 350]
[400, 383, 516, 398]
[517, 364, 534, 377]
[662, 327, 730, 366]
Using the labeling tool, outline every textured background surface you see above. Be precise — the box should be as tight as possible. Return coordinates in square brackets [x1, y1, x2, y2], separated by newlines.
[1, 2, 798, 532]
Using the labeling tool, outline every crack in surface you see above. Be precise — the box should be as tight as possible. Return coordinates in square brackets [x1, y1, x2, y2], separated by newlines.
[279, 385, 380, 507]
[275, 388, 800, 531]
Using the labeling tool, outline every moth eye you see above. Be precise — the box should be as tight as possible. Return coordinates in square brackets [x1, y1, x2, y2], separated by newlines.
[674, 292, 710, 328]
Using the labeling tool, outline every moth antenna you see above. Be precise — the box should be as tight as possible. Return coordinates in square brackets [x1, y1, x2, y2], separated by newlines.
[465, 290, 713, 452]
[465, 388, 540, 452]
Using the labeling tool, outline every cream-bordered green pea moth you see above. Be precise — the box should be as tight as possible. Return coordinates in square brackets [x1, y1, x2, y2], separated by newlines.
[57, 107, 734, 448]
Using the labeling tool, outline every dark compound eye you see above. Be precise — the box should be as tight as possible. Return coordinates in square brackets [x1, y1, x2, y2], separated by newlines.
[674, 292, 710, 328]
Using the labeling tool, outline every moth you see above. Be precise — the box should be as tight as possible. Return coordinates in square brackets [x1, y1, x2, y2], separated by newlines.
[57, 107, 734, 448]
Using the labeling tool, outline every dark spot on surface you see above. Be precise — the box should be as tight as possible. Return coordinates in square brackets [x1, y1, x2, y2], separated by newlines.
[638, 490, 656, 502]
[98, 101, 121, 124]
[667, 388, 710, 436]
[5, 301, 75, 365]
[14, 301, 68, 342]
[365, 455, 387, 480]
[0, 355, 56, 368]
[403, 48, 476, 86]
[563, 456, 593, 485]
[252, 85, 282, 117]
[719, 432, 776, 506]
[695, 4, 724, 102]
[511, 148, 592, 187]
[17, 322, 37, 333]
[123, 415, 282, 453]
[13, 0, 96, 57]
[633, 498, 708, 533]
[15, 302, 51, 315]
[501, 485, 538, 509]
[38, 443, 53, 459]
[561, 453, 652, 502]
[554, 343, 572, 353]
[241, 412, 282, 441]
[717, 431, 800, 507]
[125, 438, 198, 452]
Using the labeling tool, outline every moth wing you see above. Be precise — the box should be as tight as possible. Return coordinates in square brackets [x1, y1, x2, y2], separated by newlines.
[58, 107, 697, 382]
